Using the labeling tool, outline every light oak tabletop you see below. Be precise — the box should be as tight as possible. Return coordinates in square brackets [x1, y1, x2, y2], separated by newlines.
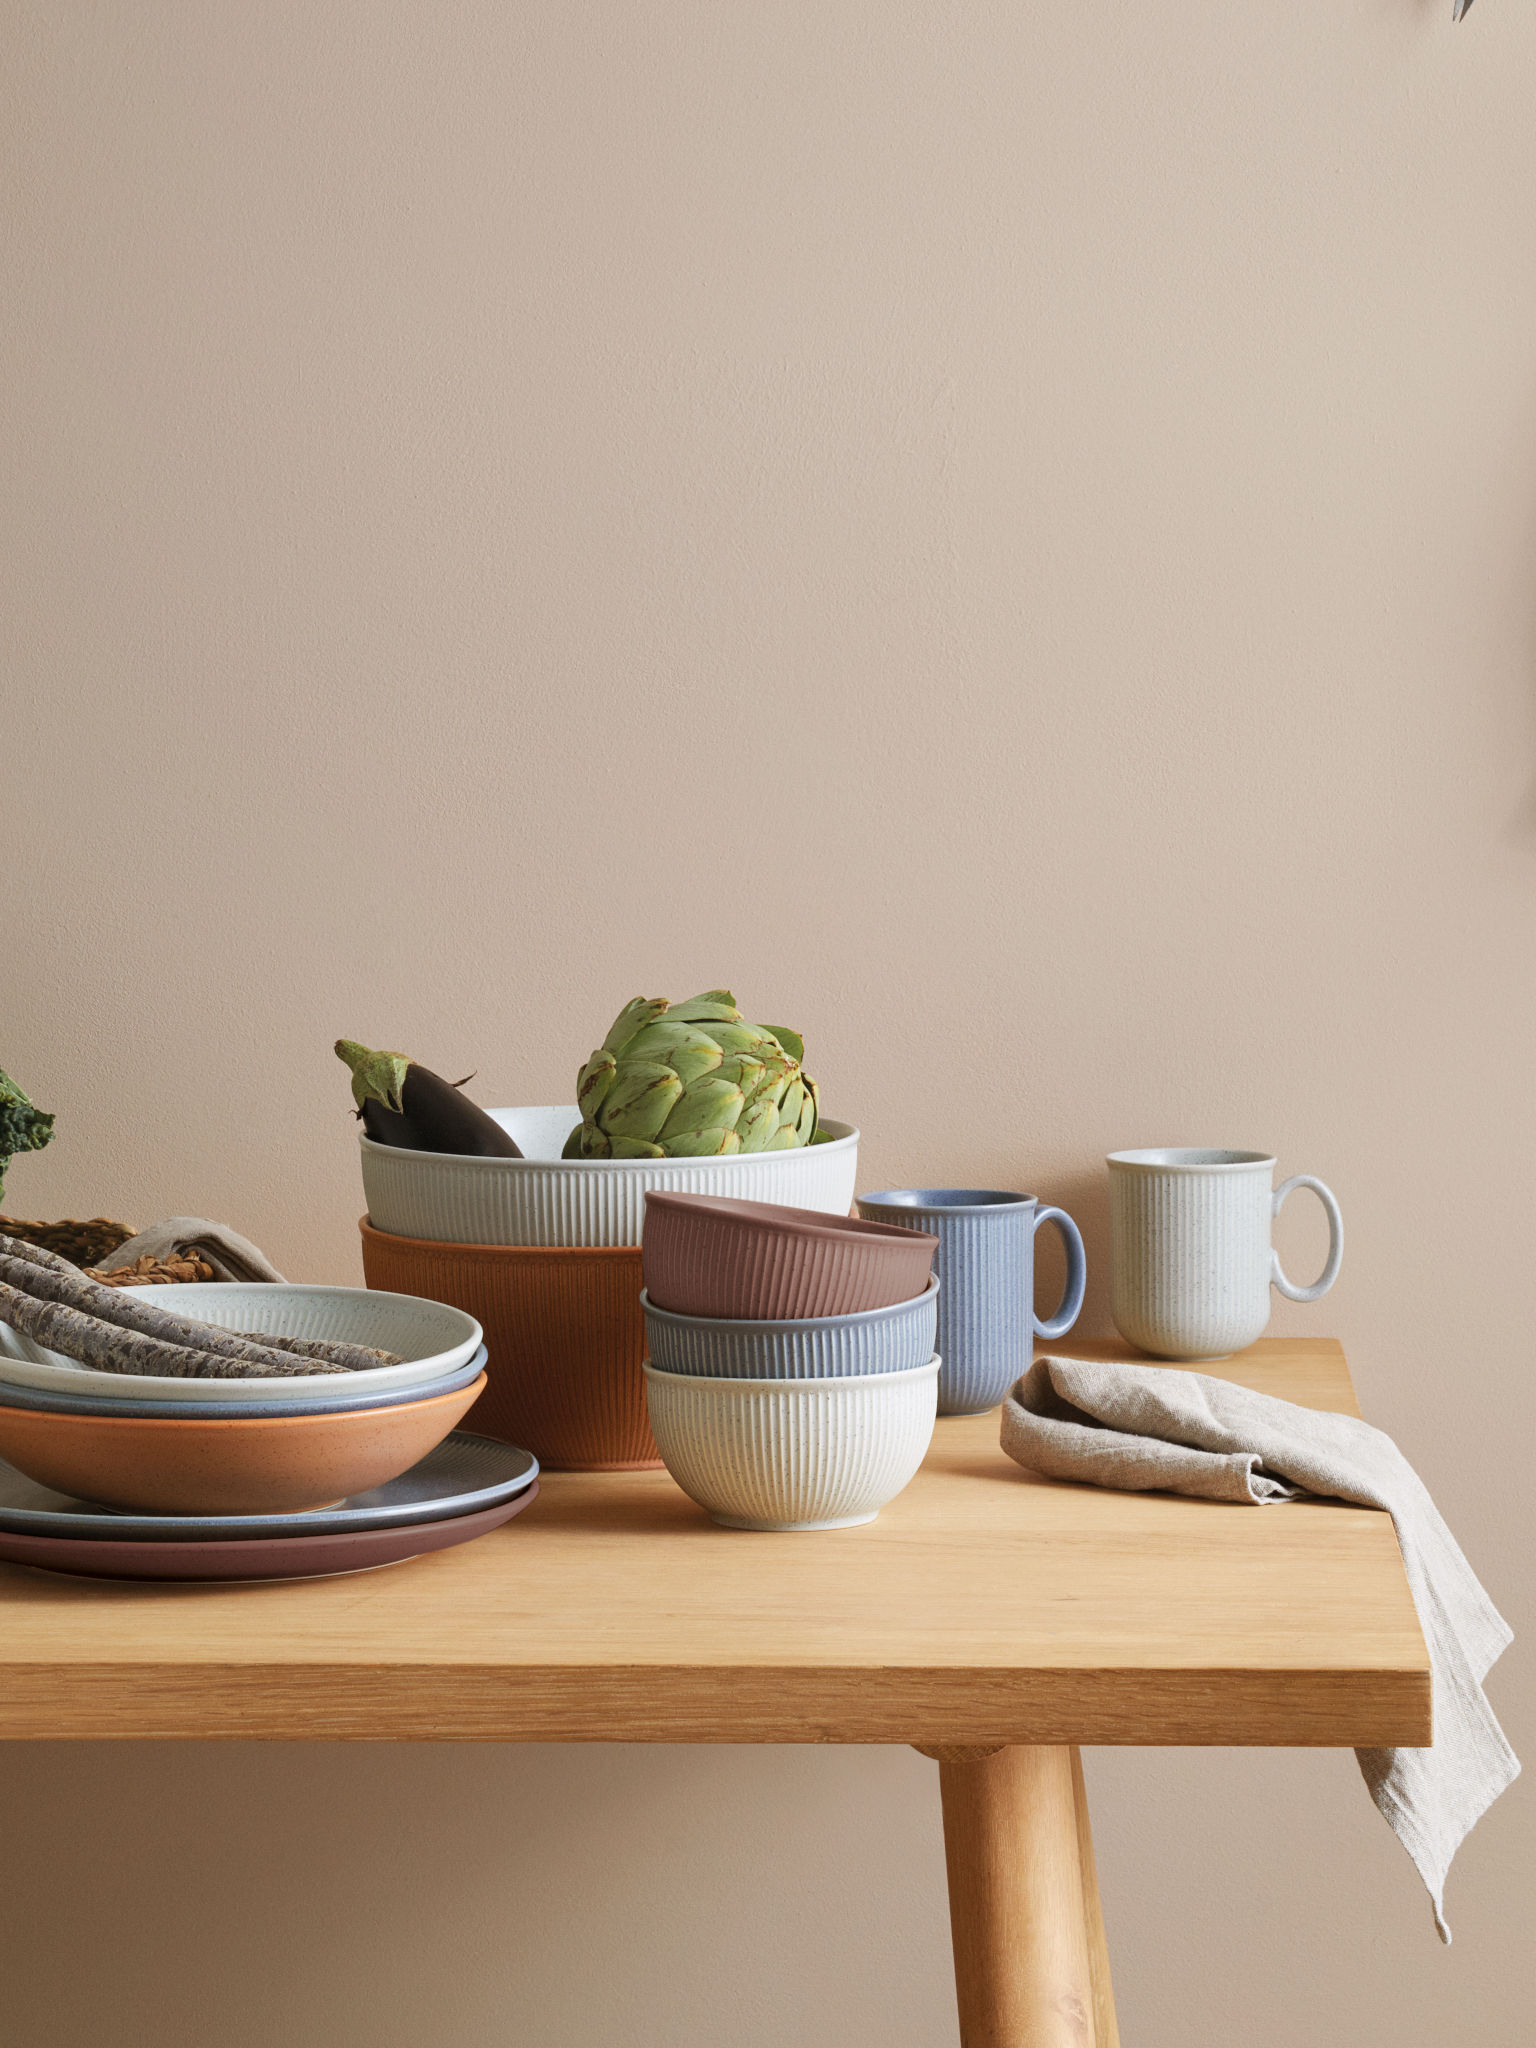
[0, 1336, 1430, 1747]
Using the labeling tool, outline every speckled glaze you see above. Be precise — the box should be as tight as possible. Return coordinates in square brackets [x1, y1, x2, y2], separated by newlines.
[643, 1357, 939, 1531]
[0, 1348, 487, 1419]
[642, 1195, 936, 1321]
[360, 1220, 659, 1469]
[1107, 1148, 1343, 1360]
[855, 1190, 1086, 1416]
[0, 1485, 539, 1581]
[0, 1283, 482, 1403]
[641, 1282, 939, 1379]
[360, 1106, 861, 1247]
[0, 1428, 537, 1540]
[0, 1372, 485, 1515]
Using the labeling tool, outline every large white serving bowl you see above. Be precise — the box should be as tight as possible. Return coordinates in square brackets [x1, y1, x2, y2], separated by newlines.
[0, 1284, 483, 1405]
[643, 1356, 939, 1531]
[359, 1106, 861, 1247]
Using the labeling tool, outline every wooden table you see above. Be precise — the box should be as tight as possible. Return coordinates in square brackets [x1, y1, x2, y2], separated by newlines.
[0, 1337, 1428, 2046]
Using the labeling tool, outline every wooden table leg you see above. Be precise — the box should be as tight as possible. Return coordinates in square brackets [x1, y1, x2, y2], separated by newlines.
[919, 1744, 1101, 2048]
[1069, 1748, 1120, 2048]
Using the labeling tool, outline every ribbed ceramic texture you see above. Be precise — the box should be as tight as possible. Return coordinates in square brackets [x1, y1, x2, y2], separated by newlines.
[360, 1220, 658, 1469]
[1109, 1159, 1275, 1359]
[643, 1359, 939, 1530]
[0, 1484, 539, 1581]
[359, 1106, 860, 1247]
[0, 1283, 482, 1402]
[0, 1347, 487, 1419]
[641, 1282, 938, 1379]
[641, 1196, 936, 1320]
[855, 1199, 1030, 1415]
[856, 1192, 1088, 1415]
[0, 1428, 538, 1540]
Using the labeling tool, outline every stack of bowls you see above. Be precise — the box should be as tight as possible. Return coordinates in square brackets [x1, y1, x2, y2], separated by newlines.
[357, 1106, 862, 1470]
[0, 1285, 539, 1580]
[639, 1195, 941, 1530]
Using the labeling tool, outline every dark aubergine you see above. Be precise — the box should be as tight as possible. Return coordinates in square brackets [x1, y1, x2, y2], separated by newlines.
[335, 1040, 522, 1157]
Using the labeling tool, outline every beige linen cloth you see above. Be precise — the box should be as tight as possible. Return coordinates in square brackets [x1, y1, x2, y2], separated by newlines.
[1001, 1356, 1518, 1942]
[97, 1218, 285, 1283]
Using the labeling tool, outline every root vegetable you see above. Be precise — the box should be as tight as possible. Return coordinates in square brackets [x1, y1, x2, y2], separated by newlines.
[0, 1280, 348, 1379]
[0, 1235, 401, 1371]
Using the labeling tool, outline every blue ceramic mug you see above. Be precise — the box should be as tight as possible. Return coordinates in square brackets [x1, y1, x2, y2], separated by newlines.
[854, 1189, 1087, 1416]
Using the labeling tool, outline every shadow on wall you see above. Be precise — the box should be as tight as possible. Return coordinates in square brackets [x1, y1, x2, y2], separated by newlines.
[0, 1740, 955, 2048]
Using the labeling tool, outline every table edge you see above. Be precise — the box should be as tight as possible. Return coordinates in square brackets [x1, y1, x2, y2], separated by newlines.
[0, 1660, 1432, 1746]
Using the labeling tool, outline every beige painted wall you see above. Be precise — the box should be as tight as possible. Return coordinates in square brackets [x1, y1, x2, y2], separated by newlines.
[4, 5, 1531, 2041]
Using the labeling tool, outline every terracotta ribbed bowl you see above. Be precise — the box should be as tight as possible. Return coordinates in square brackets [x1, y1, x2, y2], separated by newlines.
[641, 1195, 937, 1321]
[0, 1373, 485, 1516]
[359, 1219, 658, 1470]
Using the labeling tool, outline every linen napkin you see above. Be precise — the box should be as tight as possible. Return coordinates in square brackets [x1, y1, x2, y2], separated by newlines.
[1000, 1355, 1518, 1942]
[96, 1218, 286, 1283]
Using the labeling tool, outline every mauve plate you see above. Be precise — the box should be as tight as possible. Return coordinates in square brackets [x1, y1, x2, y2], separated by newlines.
[0, 1430, 538, 1542]
[0, 1348, 488, 1420]
[0, 1484, 539, 1581]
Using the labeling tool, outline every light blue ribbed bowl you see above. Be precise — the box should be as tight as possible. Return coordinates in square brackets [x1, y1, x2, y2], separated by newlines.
[640, 1280, 938, 1380]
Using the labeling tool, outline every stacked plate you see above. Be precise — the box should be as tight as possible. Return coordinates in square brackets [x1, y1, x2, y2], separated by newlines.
[639, 1196, 941, 1531]
[0, 1284, 538, 1580]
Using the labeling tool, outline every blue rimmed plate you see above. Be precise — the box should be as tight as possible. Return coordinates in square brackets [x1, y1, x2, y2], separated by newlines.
[0, 1484, 539, 1581]
[0, 1429, 537, 1542]
[0, 1347, 488, 1419]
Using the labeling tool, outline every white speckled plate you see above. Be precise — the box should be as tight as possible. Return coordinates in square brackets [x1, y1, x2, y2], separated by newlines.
[0, 1284, 482, 1402]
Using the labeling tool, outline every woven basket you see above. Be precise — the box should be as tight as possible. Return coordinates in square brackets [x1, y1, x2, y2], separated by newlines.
[0, 1216, 139, 1269]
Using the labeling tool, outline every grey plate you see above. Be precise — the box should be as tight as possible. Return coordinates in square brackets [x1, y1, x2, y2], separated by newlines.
[0, 1347, 488, 1420]
[0, 1429, 538, 1542]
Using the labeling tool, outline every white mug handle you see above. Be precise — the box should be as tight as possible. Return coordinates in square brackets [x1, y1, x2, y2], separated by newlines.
[1271, 1175, 1343, 1302]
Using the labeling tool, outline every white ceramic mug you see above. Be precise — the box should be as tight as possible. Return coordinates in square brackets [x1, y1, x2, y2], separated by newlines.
[1107, 1148, 1342, 1360]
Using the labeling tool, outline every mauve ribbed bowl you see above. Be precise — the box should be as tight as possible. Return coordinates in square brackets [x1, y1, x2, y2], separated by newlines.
[359, 1106, 861, 1248]
[643, 1358, 940, 1531]
[0, 1372, 487, 1516]
[641, 1195, 937, 1321]
[641, 1280, 939, 1379]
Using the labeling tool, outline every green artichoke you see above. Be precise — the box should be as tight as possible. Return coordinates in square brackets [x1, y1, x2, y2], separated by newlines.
[0, 1067, 55, 1206]
[565, 991, 819, 1159]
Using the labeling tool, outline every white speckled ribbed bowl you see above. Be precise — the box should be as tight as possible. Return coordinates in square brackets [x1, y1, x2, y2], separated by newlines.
[642, 1357, 939, 1531]
[641, 1280, 939, 1379]
[359, 1106, 861, 1247]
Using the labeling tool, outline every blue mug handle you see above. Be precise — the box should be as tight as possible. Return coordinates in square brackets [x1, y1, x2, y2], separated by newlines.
[1033, 1205, 1087, 1340]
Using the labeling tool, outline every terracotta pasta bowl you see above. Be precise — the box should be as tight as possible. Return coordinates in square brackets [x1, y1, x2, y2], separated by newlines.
[641, 1195, 937, 1321]
[0, 1372, 486, 1516]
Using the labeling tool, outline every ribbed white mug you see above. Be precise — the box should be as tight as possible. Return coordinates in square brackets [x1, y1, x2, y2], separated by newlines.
[1107, 1148, 1342, 1360]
